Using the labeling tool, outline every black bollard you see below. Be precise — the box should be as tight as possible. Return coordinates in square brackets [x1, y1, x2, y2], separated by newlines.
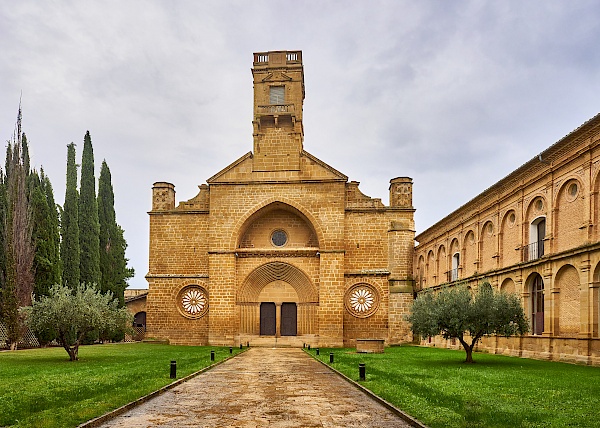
[247, 341, 250, 348]
[330, 353, 334, 363]
[240, 343, 243, 349]
[308, 345, 311, 350]
[170, 360, 177, 379]
[211, 350, 215, 361]
[230, 347, 233, 354]
[359, 363, 366, 381]
[316, 348, 320, 356]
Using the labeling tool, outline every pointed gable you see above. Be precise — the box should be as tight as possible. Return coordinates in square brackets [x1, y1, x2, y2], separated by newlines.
[207, 152, 254, 183]
[207, 150, 347, 184]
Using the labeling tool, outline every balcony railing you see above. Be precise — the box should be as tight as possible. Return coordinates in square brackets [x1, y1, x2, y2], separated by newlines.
[523, 241, 545, 262]
[450, 268, 459, 282]
[253, 51, 302, 65]
[256, 104, 295, 115]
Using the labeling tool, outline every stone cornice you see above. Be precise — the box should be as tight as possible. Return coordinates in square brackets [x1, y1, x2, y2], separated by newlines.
[148, 210, 209, 215]
[346, 207, 415, 213]
[207, 178, 347, 185]
[207, 248, 345, 256]
[145, 273, 209, 279]
[234, 248, 320, 258]
[345, 269, 390, 276]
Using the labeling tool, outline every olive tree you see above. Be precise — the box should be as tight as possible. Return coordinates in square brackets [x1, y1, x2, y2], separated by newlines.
[407, 282, 529, 363]
[25, 283, 132, 361]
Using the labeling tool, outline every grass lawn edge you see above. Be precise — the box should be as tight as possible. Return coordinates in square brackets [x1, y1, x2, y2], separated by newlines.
[303, 349, 428, 428]
[77, 348, 249, 428]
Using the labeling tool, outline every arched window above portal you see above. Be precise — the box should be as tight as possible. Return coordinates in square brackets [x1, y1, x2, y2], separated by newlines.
[238, 203, 319, 249]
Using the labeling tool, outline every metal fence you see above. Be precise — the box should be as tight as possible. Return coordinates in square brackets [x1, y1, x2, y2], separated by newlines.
[0, 322, 40, 349]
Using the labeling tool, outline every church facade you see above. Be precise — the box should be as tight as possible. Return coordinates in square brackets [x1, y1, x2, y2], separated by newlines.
[146, 51, 415, 347]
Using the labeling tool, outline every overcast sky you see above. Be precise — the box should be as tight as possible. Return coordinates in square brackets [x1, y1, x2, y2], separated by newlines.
[1, 1, 599, 289]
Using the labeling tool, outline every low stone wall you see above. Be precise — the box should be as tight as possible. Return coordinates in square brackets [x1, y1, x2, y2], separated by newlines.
[422, 335, 600, 366]
[356, 338, 385, 353]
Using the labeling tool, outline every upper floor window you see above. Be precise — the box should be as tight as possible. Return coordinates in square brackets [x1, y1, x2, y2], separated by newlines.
[526, 217, 546, 261]
[451, 252, 460, 281]
[269, 86, 285, 104]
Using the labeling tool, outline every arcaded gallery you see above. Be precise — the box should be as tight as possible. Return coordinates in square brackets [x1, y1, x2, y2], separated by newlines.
[415, 113, 600, 364]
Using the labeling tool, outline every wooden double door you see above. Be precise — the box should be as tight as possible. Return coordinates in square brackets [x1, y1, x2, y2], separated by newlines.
[260, 302, 297, 336]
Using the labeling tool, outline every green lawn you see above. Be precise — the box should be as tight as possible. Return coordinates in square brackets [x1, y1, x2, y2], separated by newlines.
[0, 343, 242, 428]
[310, 345, 600, 428]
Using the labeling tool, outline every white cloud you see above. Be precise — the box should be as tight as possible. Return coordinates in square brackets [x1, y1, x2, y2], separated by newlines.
[1, 0, 599, 288]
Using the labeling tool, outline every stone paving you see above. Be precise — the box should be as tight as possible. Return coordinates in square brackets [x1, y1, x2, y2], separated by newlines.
[97, 347, 413, 427]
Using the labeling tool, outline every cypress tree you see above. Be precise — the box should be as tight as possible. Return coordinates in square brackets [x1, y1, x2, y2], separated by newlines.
[78, 131, 100, 286]
[98, 160, 133, 306]
[0, 166, 6, 322]
[42, 169, 62, 285]
[21, 133, 30, 176]
[61, 143, 79, 288]
[31, 169, 61, 297]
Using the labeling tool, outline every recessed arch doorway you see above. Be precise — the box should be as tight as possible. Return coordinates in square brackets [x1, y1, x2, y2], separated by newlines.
[238, 262, 318, 342]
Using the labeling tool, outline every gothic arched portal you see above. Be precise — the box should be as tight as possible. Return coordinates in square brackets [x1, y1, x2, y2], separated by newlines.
[238, 262, 318, 337]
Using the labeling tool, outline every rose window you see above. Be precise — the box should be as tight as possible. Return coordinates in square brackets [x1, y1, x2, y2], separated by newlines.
[344, 283, 379, 318]
[350, 288, 374, 313]
[177, 285, 209, 318]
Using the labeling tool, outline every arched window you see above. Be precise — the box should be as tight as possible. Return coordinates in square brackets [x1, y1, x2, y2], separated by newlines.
[531, 274, 544, 335]
[133, 311, 146, 328]
[528, 217, 546, 261]
[451, 253, 460, 281]
[437, 245, 447, 283]
[417, 255, 425, 289]
[427, 250, 436, 285]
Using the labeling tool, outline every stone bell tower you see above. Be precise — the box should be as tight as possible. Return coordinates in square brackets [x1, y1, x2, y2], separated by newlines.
[251, 50, 305, 172]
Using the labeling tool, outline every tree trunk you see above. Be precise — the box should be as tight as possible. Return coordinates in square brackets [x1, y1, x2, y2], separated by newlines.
[67, 346, 79, 361]
[10, 342, 17, 351]
[63, 343, 79, 361]
[458, 336, 476, 363]
[464, 346, 474, 363]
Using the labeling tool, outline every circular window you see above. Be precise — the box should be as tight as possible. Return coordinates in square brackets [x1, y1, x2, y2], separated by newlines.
[344, 283, 380, 318]
[508, 211, 516, 227]
[567, 182, 579, 201]
[535, 198, 544, 212]
[271, 229, 288, 247]
[177, 285, 209, 319]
